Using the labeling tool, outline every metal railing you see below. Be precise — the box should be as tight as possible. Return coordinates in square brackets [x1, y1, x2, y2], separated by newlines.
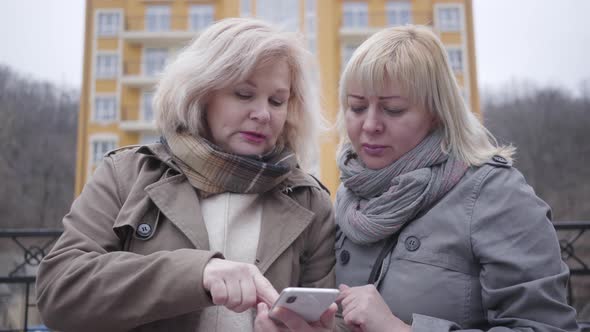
[0, 229, 62, 332]
[1, 223, 589, 331]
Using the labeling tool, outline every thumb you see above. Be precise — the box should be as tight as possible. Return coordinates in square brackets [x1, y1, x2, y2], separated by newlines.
[257, 302, 269, 315]
[336, 284, 350, 302]
[319, 302, 338, 328]
[254, 273, 279, 306]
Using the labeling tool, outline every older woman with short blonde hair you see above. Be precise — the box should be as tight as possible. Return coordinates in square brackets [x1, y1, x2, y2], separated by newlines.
[36, 18, 336, 332]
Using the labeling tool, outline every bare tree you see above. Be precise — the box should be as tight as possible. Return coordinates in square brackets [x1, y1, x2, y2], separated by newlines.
[483, 82, 590, 221]
[0, 64, 78, 229]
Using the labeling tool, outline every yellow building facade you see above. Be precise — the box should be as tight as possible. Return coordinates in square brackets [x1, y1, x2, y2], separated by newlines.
[76, 0, 479, 197]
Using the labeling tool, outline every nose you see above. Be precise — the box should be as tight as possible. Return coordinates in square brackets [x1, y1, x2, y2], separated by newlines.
[361, 107, 383, 134]
[249, 100, 270, 123]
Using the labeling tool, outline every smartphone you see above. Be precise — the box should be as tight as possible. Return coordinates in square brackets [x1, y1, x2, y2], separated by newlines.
[270, 287, 340, 323]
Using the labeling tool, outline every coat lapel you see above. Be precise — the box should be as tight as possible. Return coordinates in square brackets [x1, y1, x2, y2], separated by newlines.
[145, 174, 210, 250]
[256, 191, 315, 274]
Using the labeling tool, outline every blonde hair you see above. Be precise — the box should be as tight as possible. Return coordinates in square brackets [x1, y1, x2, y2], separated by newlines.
[154, 18, 322, 169]
[338, 25, 514, 166]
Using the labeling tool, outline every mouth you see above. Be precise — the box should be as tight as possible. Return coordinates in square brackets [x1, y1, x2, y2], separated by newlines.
[240, 131, 267, 144]
[361, 143, 388, 156]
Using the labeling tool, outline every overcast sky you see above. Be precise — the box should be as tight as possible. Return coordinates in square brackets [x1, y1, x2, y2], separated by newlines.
[0, 0, 588, 93]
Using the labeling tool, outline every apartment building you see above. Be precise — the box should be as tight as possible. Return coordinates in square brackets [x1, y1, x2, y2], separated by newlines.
[76, 0, 479, 196]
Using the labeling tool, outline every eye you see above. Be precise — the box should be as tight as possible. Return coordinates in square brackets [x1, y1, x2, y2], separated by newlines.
[384, 108, 406, 115]
[269, 97, 286, 107]
[349, 105, 367, 113]
[235, 91, 253, 100]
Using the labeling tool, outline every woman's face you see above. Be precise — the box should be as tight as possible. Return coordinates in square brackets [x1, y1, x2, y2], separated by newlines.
[345, 79, 436, 169]
[205, 60, 291, 156]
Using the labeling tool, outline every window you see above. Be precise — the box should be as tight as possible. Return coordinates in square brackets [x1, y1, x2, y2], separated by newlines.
[144, 48, 168, 76]
[305, 0, 317, 54]
[94, 96, 117, 122]
[241, 0, 252, 17]
[90, 137, 117, 165]
[341, 44, 358, 71]
[141, 91, 155, 121]
[256, 0, 299, 32]
[436, 5, 462, 31]
[97, 11, 121, 36]
[140, 134, 160, 145]
[342, 2, 368, 28]
[146, 5, 170, 32]
[189, 5, 214, 31]
[386, 1, 411, 26]
[447, 47, 463, 72]
[96, 53, 118, 79]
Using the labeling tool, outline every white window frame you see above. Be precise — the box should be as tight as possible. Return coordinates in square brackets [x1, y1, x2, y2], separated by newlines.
[140, 90, 156, 122]
[256, 0, 300, 32]
[434, 4, 464, 32]
[96, 9, 123, 37]
[92, 94, 118, 123]
[88, 134, 118, 169]
[145, 5, 171, 32]
[342, 2, 368, 28]
[386, 1, 412, 26]
[189, 4, 214, 31]
[241, 0, 252, 17]
[305, 0, 317, 54]
[95, 52, 119, 79]
[446, 46, 464, 73]
[143, 48, 168, 76]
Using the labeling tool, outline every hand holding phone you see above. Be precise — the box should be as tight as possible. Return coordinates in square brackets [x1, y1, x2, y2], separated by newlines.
[269, 287, 339, 323]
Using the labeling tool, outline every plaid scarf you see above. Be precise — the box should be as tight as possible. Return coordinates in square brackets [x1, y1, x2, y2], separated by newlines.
[335, 130, 469, 245]
[165, 132, 297, 196]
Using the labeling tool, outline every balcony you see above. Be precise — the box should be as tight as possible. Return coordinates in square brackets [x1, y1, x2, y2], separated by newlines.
[121, 16, 207, 47]
[121, 61, 161, 88]
[119, 105, 157, 133]
[339, 11, 432, 43]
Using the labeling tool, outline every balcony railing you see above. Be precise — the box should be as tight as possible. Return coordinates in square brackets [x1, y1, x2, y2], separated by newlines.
[121, 61, 163, 88]
[338, 11, 439, 43]
[2, 223, 589, 331]
[121, 16, 209, 46]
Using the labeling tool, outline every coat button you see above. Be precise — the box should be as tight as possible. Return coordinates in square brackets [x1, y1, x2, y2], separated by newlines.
[340, 250, 350, 265]
[404, 236, 420, 251]
[492, 155, 508, 164]
[136, 223, 152, 238]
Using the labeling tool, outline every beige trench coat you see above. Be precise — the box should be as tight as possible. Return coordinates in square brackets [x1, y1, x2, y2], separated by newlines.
[36, 143, 336, 332]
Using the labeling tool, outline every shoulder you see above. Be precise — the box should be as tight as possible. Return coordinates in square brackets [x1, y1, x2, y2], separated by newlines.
[282, 169, 333, 214]
[100, 143, 177, 193]
[105, 143, 174, 171]
[470, 156, 552, 233]
[474, 155, 532, 197]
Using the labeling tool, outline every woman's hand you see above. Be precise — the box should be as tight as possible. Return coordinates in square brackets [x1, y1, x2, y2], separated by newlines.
[254, 302, 337, 332]
[203, 258, 279, 312]
[337, 284, 411, 332]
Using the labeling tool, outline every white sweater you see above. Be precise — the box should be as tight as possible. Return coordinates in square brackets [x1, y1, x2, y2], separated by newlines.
[197, 192, 262, 332]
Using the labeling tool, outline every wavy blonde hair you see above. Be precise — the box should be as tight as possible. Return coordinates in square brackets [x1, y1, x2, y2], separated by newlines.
[338, 25, 514, 166]
[154, 18, 322, 169]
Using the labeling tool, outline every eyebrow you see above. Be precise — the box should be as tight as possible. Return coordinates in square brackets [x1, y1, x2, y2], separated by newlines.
[347, 94, 403, 100]
[245, 80, 290, 94]
[347, 94, 365, 99]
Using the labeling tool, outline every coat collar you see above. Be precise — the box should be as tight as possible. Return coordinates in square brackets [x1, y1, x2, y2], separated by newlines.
[137, 143, 319, 270]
